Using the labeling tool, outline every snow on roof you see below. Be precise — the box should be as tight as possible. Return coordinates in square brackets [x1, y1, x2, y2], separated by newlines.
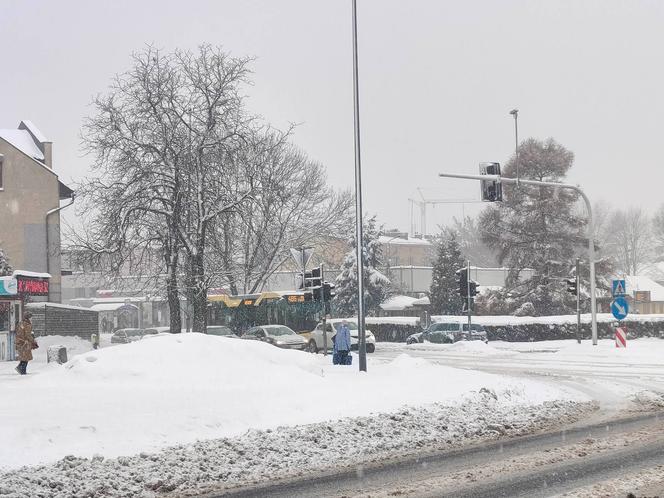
[412, 295, 430, 306]
[12, 270, 51, 279]
[380, 295, 418, 311]
[90, 303, 139, 312]
[26, 302, 96, 312]
[625, 275, 664, 301]
[0, 129, 45, 161]
[378, 236, 432, 246]
[19, 120, 48, 143]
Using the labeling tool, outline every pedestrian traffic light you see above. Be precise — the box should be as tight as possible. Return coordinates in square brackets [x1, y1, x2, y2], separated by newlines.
[566, 278, 578, 296]
[456, 268, 468, 297]
[479, 162, 503, 202]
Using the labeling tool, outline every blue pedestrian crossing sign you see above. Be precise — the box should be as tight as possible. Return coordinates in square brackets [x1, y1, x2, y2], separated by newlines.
[612, 279, 626, 297]
[611, 296, 629, 320]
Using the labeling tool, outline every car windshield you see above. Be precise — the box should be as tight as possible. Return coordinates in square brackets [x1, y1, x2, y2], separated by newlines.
[428, 323, 448, 332]
[265, 326, 295, 336]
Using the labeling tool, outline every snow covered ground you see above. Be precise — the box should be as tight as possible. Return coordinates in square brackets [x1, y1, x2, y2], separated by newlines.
[0, 333, 588, 473]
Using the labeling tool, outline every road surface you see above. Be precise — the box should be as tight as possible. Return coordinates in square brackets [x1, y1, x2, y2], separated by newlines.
[213, 341, 664, 497]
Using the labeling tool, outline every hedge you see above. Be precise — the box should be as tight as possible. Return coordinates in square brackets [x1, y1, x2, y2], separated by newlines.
[370, 319, 664, 343]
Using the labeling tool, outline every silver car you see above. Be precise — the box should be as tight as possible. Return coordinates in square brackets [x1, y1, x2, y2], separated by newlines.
[306, 319, 376, 354]
[241, 325, 307, 350]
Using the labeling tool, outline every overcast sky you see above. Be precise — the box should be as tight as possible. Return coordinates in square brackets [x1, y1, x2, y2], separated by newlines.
[3, 0, 663, 234]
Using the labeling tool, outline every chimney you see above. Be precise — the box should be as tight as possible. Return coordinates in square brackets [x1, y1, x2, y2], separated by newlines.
[42, 141, 53, 169]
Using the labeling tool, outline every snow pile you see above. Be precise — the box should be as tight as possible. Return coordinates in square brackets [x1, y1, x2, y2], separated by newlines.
[0, 333, 587, 471]
[0, 397, 594, 498]
[432, 313, 664, 326]
[446, 340, 505, 356]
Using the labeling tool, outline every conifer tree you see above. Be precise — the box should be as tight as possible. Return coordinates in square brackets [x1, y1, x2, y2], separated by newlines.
[0, 247, 12, 277]
[429, 231, 465, 315]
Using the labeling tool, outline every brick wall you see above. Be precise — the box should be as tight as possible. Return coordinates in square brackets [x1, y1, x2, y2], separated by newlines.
[26, 304, 98, 339]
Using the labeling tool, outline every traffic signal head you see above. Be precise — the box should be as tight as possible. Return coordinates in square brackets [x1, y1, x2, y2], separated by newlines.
[456, 268, 468, 297]
[469, 280, 479, 297]
[479, 162, 503, 202]
[565, 278, 578, 296]
[304, 267, 322, 288]
[323, 282, 336, 301]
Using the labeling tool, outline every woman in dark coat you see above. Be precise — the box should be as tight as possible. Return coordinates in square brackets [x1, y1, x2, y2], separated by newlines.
[15, 312, 37, 375]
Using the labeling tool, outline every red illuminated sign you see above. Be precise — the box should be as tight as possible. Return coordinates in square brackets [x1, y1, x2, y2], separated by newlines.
[17, 278, 49, 296]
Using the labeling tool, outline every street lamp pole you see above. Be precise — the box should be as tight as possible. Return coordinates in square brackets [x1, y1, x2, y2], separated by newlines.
[509, 109, 519, 183]
[351, 0, 367, 371]
[438, 172, 598, 345]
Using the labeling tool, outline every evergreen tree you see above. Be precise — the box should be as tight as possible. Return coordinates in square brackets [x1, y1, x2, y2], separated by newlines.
[334, 216, 392, 316]
[429, 230, 465, 315]
[0, 247, 12, 277]
[479, 138, 586, 315]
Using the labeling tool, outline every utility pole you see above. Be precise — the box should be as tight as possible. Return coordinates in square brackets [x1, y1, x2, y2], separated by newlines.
[509, 109, 519, 183]
[351, 0, 367, 372]
[321, 264, 328, 356]
[576, 258, 581, 344]
[466, 260, 472, 337]
[439, 171, 599, 345]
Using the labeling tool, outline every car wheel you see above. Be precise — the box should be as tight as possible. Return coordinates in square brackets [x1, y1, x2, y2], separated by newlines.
[367, 343, 375, 353]
[308, 340, 318, 354]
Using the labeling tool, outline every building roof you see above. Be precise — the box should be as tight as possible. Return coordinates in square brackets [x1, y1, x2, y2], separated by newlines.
[19, 120, 48, 143]
[625, 275, 664, 301]
[378, 235, 432, 246]
[0, 129, 45, 161]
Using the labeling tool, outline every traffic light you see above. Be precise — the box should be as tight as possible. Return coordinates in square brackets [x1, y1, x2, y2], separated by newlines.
[456, 268, 468, 297]
[469, 280, 479, 297]
[313, 281, 335, 302]
[323, 282, 336, 301]
[566, 278, 578, 296]
[479, 162, 503, 202]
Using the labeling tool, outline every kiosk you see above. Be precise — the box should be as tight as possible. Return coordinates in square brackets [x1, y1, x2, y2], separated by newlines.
[0, 271, 50, 361]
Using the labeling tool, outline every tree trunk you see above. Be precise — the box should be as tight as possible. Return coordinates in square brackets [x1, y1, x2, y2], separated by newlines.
[165, 241, 182, 334]
[190, 250, 208, 333]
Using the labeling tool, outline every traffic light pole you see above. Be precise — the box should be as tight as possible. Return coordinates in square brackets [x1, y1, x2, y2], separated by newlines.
[439, 172, 598, 346]
[466, 260, 472, 337]
[321, 264, 328, 356]
[576, 258, 581, 344]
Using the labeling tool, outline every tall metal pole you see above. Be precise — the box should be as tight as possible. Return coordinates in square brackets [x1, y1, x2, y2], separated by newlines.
[466, 260, 472, 338]
[438, 172, 598, 345]
[576, 258, 581, 344]
[352, 0, 367, 371]
[321, 264, 328, 356]
[510, 109, 519, 182]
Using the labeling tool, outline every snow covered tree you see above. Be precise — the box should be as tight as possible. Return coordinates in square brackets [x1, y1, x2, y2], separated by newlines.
[0, 246, 12, 277]
[479, 138, 586, 315]
[429, 230, 465, 315]
[450, 216, 499, 267]
[334, 216, 392, 317]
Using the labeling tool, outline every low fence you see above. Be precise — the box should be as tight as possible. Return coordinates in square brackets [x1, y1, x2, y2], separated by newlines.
[367, 314, 664, 343]
[26, 303, 99, 340]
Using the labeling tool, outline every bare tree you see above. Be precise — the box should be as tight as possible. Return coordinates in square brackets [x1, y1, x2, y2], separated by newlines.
[207, 133, 353, 294]
[78, 45, 258, 332]
[607, 207, 653, 275]
[653, 203, 664, 261]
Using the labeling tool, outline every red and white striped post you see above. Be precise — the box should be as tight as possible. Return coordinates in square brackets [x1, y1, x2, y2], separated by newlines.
[615, 326, 627, 348]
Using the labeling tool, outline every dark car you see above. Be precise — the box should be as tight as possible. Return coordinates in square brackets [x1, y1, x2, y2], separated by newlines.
[110, 328, 145, 344]
[241, 325, 308, 350]
[406, 322, 488, 345]
[206, 325, 237, 338]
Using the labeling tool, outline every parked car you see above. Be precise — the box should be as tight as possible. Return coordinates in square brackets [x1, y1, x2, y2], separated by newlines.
[206, 325, 238, 338]
[143, 326, 172, 334]
[306, 319, 376, 354]
[406, 322, 488, 345]
[241, 325, 307, 350]
[110, 328, 145, 344]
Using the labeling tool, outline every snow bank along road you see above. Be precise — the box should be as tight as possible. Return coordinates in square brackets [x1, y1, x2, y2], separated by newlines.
[0, 335, 662, 497]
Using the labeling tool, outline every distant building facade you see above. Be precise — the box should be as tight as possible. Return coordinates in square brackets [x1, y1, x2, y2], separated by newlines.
[0, 121, 74, 303]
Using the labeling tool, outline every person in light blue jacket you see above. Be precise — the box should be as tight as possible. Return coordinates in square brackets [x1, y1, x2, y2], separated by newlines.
[333, 320, 352, 365]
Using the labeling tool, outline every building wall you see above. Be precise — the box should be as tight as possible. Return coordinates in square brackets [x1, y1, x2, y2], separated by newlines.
[0, 140, 62, 302]
[26, 303, 98, 339]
